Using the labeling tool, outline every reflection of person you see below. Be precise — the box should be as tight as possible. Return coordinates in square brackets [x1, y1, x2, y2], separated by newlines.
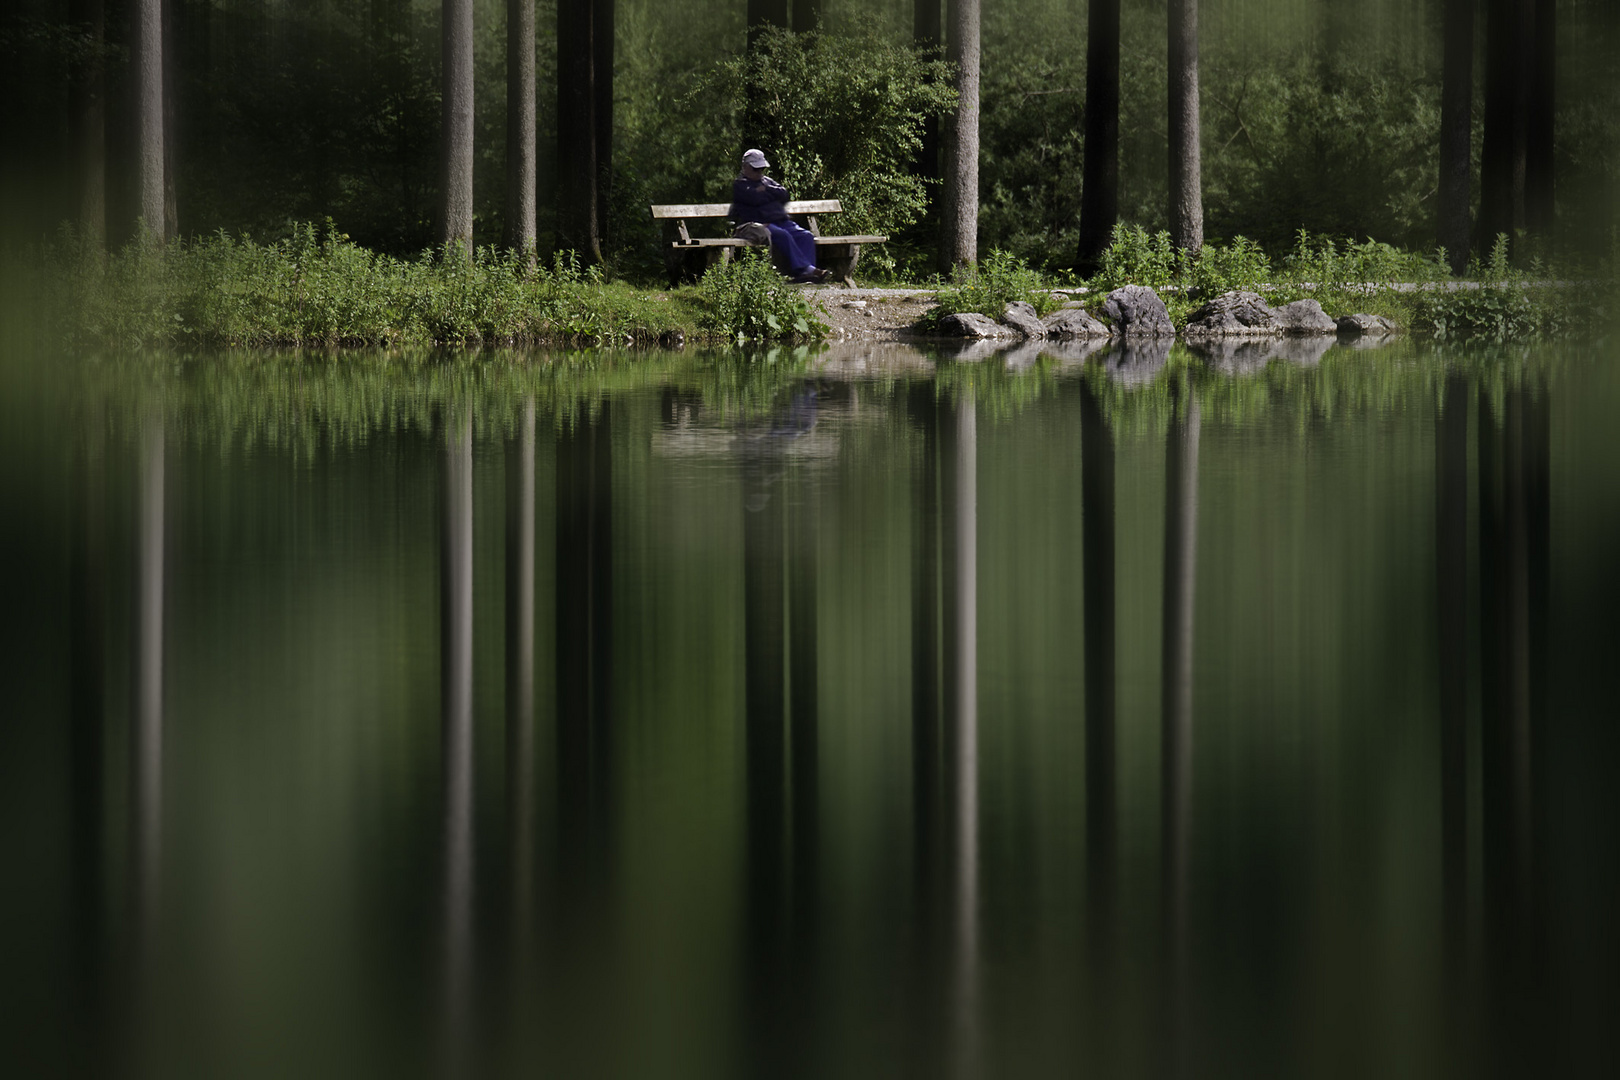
[729, 149, 828, 284]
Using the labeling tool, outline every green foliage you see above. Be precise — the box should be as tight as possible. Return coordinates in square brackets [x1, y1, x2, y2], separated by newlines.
[40, 222, 711, 349]
[1411, 235, 1603, 342]
[696, 250, 826, 344]
[694, 27, 957, 258]
[925, 250, 1062, 324]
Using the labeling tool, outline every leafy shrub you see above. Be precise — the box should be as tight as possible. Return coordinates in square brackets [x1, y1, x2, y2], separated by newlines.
[693, 27, 957, 258]
[697, 250, 826, 343]
[927, 249, 1061, 323]
[1411, 235, 1598, 341]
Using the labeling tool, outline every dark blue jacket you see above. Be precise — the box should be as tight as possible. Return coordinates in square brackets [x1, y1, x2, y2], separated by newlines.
[729, 176, 791, 224]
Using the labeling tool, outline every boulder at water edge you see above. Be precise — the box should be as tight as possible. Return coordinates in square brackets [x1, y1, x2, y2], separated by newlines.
[939, 311, 1014, 338]
[1102, 286, 1175, 337]
[1043, 307, 1112, 339]
[1002, 300, 1047, 338]
[1335, 313, 1397, 336]
[1272, 299, 1337, 334]
[1182, 291, 1278, 337]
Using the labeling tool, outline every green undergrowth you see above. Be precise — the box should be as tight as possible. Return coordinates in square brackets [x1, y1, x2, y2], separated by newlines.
[30, 223, 827, 351]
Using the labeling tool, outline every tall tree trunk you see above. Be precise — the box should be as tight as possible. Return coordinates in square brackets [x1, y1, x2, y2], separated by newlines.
[162, 0, 178, 240]
[748, 0, 790, 47]
[938, 0, 980, 273]
[594, 0, 614, 251]
[1438, 0, 1474, 275]
[441, 0, 475, 257]
[1480, 0, 1531, 257]
[1076, 0, 1120, 276]
[1525, 0, 1555, 245]
[71, 0, 107, 243]
[792, 0, 822, 33]
[505, 0, 536, 256]
[1167, 0, 1203, 254]
[557, 0, 601, 261]
[134, 0, 165, 242]
[914, 1, 942, 190]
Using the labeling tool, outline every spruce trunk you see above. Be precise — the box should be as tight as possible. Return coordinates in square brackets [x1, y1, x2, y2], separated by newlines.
[938, 0, 980, 273]
[1077, 0, 1120, 276]
[557, 0, 601, 262]
[134, 0, 164, 243]
[505, 0, 537, 257]
[1438, 0, 1474, 275]
[1167, 0, 1203, 254]
[441, 0, 475, 257]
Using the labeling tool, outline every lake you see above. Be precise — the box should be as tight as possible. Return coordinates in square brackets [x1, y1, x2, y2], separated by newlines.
[2, 337, 1617, 1077]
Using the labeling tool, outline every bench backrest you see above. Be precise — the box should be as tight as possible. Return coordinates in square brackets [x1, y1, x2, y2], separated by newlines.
[649, 200, 843, 220]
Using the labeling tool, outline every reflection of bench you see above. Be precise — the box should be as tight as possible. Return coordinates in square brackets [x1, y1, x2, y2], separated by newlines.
[649, 200, 885, 286]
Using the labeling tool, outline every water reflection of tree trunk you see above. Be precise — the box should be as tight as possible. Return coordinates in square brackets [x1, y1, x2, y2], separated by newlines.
[71, 408, 108, 1071]
[440, 409, 475, 1077]
[556, 406, 614, 894]
[1080, 380, 1118, 965]
[742, 443, 788, 1069]
[1435, 374, 1470, 1048]
[1478, 383, 1549, 1076]
[787, 453, 821, 1059]
[1435, 374, 1474, 1074]
[1160, 388, 1200, 1078]
[506, 401, 536, 991]
[133, 411, 165, 950]
[942, 398, 979, 1080]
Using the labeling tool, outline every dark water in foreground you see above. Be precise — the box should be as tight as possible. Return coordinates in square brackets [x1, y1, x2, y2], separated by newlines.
[2, 339, 1618, 1078]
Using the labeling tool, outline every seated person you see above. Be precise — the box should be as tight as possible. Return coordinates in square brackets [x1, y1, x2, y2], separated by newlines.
[728, 149, 828, 284]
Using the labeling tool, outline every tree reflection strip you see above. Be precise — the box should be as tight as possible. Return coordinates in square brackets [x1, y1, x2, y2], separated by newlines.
[441, 409, 475, 1076]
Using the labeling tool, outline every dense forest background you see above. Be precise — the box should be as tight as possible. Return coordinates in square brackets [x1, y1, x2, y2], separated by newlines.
[3, 0, 1618, 277]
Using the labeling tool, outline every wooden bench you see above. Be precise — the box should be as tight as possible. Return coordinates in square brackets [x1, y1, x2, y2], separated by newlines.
[649, 200, 886, 287]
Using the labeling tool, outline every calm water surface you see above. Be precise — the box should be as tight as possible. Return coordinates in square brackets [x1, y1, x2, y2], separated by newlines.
[2, 339, 1617, 1077]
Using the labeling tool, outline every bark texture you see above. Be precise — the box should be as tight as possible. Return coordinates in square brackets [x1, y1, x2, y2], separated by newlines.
[1480, 0, 1531, 256]
[134, 0, 165, 242]
[504, 0, 537, 255]
[1166, 0, 1203, 254]
[440, 0, 475, 257]
[70, 0, 107, 242]
[557, 0, 601, 261]
[1076, 0, 1120, 275]
[1438, 0, 1474, 274]
[938, 0, 980, 273]
[594, 0, 615, 249]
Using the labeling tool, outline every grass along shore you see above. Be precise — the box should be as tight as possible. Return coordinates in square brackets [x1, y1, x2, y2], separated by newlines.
[20, 222, 1612, 352]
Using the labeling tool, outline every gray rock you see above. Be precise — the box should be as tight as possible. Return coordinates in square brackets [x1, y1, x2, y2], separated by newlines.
[1043, 307, 1112, 339]
[1335, 313, 1397, 336]
[1002, 300, 1047, 338]
[1272, 298, 1336, 334]
[1102, 285, 1174, 337]
[1183, 291, 1278, 337]
[938, 311, 1013, 339]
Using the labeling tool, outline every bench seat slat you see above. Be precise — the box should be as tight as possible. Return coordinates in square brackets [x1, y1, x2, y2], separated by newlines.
[673, 235, 888, 249]
[651, 199, 846, 220]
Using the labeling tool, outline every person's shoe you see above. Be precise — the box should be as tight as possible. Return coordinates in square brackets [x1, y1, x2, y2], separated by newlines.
[810, 268, 832, 284]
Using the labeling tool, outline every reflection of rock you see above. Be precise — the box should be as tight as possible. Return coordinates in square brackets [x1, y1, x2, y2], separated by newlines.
[1043, 307, 1112, 339]
[1002, 300, 1047, 338]
[1182, 290, 1277, 337]
[1265, 335, 1334, 366]
[1189, 334, 1335, 372]
[1102, 286, 1174, 337]
[1105, 337, 1172, 385]
[1272, 298, 1336, 334]
[1336, 313, 1397, 337]
[939, 311, 1014, 338]
[1344, 333, 1399, 352]
[1001, 340, 1047, 371]
[1042, 337, 1111, 366]
[811, 342, 935, 374]
[1187, 338, 1274, 375]
[938, 339, 1007, 364]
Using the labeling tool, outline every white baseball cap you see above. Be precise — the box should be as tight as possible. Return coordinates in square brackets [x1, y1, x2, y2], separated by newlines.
[742, 148, 770, 169]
